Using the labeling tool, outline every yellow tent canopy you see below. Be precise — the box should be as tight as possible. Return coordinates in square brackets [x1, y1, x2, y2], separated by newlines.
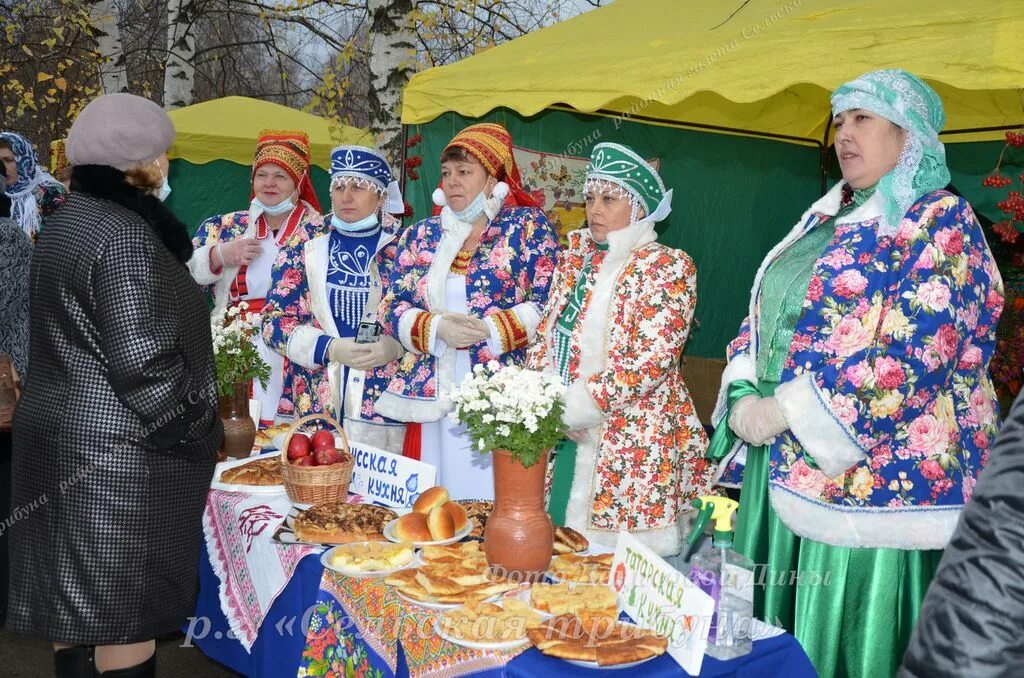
[168, 96, 373, 168]
[402, 0, 1024, 144]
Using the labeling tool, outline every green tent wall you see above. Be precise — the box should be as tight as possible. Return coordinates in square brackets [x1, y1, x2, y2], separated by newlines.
[404, 108, 1018, 359]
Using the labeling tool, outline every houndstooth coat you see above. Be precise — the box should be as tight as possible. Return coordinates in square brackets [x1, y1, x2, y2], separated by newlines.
[7, 193, 223, 644]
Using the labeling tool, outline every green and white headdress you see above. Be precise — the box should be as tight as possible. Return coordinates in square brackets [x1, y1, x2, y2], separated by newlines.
[584, 142, 672, 224]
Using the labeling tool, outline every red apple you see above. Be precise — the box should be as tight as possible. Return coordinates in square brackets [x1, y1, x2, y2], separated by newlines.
[293, 455, 317, 467]
[311, 429, 336, 452]
[315, 447, 344, 466]
[287, 433, 311, 460]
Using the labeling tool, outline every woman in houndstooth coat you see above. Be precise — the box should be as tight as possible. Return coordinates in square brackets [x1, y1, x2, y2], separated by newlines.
[7, 94, 222, 677]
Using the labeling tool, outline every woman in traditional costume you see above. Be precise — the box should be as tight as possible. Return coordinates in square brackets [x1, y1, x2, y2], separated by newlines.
[713, 69, 1004, 676]
[263, 145, 407, 451]
[375, 123, 559, 499]
[9, 93, 221, 678]
[526, 142, 712, 556]
[0, 131, 67, 240]
[187, 130, 323, 425]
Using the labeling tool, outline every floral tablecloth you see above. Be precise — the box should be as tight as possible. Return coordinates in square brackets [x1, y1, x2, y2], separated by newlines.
[300, 571, 525, 677]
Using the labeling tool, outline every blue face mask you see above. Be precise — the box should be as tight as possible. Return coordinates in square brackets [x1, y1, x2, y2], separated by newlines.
[251, 195, 296, 216]
[450, 190, 487, 223]
[331, 212, 379, 233]
[157, 176, 171, 202]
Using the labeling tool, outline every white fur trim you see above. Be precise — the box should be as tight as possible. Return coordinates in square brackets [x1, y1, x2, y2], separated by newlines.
[187, 244, 222, 285]
[305, 235, 341, 338]
[397, 308, 425, 354]
[563, 379, 605, 430]
[769, 484, 961, 549]
[287, 325, 327, 370]
[561, 220, 661, 541]
[774, 372, 867, 477]
[807, 180, 885, 225]
[711, 353, 757, 426]
[484, 316, 503, 356]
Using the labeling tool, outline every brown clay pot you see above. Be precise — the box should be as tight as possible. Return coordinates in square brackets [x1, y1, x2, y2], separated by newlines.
[484, 448, 553, 581]
[219, 382, 256, 460]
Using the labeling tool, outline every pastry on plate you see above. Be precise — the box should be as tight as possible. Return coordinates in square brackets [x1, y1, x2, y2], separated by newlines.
[292, 502, 397, 544]
[218, 458, 283, 486]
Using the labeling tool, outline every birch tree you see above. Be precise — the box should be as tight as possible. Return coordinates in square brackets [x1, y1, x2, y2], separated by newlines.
[87, 0, 128, 93]
[163, 0, 199, 108]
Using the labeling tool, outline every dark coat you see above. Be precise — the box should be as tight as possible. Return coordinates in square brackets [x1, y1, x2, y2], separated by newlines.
[0, 217, 31, 376]
[900, 388, 1024, 677]
[7, 193, 222, 644]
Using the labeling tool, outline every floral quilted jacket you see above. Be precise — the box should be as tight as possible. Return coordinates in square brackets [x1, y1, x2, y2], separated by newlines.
[373, 205, 559, 423]
[189, 205, 324, 417]
[261, 217, 401, 423]
[527, 222, 712, 557]
[716, 186, 1004, 550]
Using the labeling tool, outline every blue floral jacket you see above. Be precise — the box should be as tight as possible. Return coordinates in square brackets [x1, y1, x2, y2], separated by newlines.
[374, 206, 559, 423]
[715, 186, 1004, 550]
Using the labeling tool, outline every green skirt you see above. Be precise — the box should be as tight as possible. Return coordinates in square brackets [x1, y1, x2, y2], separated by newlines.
[734, 438, 943, 678]
[547, 438, 577, 527]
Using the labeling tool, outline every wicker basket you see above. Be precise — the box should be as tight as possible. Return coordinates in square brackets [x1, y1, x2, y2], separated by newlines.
[279, 414, 354, 504]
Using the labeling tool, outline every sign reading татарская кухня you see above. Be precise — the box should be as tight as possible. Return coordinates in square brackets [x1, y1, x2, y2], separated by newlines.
[611, 532, 715, 675]
[347, 441, 437, 509]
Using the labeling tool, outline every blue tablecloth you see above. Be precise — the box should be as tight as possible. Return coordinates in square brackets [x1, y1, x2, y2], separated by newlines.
[190, 545, 325, 677]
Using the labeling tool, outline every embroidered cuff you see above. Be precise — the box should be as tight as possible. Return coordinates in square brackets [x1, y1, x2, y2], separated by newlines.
[485, 308, 531, 354]
[314, 335, 333, 366]
[411, 311, 437, 355]
[397, 308, 434, 355]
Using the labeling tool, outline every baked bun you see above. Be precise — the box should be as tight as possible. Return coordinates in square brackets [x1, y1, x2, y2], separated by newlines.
[427, 504, 455, 540]
[413, 486, 450, 514]
[442, 501, 469, 533]
[392, 511, 432, 542]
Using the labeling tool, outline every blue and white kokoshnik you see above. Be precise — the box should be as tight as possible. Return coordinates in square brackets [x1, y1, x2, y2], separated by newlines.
[329, 144, 404, 214]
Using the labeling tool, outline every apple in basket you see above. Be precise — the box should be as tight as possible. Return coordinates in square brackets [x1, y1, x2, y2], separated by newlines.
[311, 429, 336, 452]
[293, 455, 316, 467]
[287, 433, 312, 461]
[314, 447, 345, 466]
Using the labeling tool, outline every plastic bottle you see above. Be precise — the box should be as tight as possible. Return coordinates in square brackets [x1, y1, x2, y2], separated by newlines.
[685, 496, 754, 660]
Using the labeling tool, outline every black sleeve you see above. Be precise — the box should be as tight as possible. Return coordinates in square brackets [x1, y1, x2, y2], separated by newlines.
[900, 390, 1024, 677]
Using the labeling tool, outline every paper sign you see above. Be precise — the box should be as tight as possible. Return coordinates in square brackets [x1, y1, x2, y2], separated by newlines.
[347, 440, 437, 509]
[611, 531, 715, 676]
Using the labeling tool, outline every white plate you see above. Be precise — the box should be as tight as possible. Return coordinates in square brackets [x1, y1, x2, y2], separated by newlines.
[563, 656, 658, 670]
[394, 589, 463, 611]
[383, 518, 475, 547]
[321, 543, 422, 578]
[433, 615, 530, 651]
[523, 582, 619, 619]
[210, 451, 287, 494]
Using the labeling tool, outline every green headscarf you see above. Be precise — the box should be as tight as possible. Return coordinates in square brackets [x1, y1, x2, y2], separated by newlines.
[830, 69, 951, 236]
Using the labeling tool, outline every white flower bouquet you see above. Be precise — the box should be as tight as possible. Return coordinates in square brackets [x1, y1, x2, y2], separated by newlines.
[448, 361, 568, 468]
[211, 302, 271, 397]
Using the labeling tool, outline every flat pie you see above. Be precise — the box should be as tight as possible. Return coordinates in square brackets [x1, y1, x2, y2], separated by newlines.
[530, 583, 618, 619]
[528, 614, 669, 667]
[550, 553, 614, 584]
[291, 502, 397, 544]
[440, 598, 543, 643]
[219, 458, 283, 486]
[386, 542, 519, 605]
[553, 526, 589, 554]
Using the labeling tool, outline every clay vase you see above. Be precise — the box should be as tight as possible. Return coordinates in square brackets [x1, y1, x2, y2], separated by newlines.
[219, 382, 256, 459]
[484, 449, 553, 581]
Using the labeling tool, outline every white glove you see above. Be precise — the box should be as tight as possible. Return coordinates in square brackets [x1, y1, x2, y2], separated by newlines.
[214, 238, 263, 268]
[328, 338, 361, 365]
[346, 336, 405, 370]
[729, 395, 789, 446]
[437, 313, 490, 349]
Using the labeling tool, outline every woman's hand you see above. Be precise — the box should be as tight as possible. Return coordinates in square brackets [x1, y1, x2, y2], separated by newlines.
[437, 313, 489, 348]
[729, 395, 788, 446]
[214, 238, 262, 267]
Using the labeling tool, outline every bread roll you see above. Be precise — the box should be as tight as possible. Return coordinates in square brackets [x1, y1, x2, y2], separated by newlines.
[413, 485, 450, 514]
[427, 504, 455, 541]
[392, 511, 432, 542]
[442, 501, 469, 533]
